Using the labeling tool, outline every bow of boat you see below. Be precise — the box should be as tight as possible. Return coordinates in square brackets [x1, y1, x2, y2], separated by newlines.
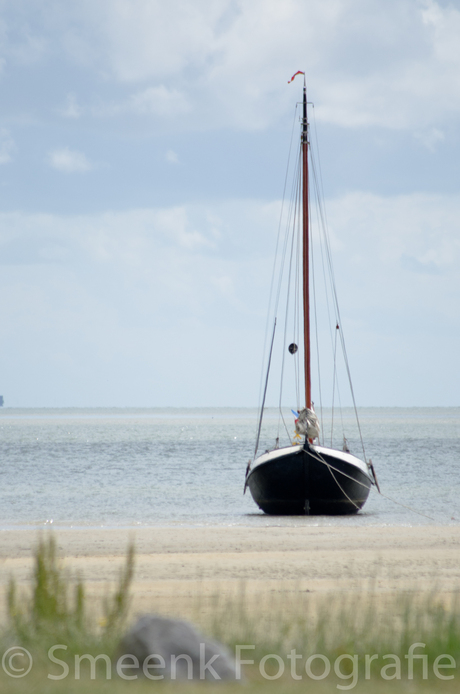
[246, 444, 373, 516]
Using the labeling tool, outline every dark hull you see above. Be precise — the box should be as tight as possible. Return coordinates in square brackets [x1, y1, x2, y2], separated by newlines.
[246, 444, 372, 515]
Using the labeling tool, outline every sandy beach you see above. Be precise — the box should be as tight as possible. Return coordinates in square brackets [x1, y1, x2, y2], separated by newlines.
[1, 525, 459, 622]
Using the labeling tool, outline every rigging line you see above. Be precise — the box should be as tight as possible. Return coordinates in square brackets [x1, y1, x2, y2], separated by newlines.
[331, 325, 338, 447]
[309, 152, 334, 444]
[278, 223, 295, 411]
[310, 151, 337, 363]
[314, 177, 344, 445]
[307, 447, 373, 492]
[265, 104, 299, 328]
[327, 467, 361, 510]
[312, 171, 365, 457]
[311, 105, 328, 226]
[308, 448, 438, 523]
[278, 196, 298, 418]
[255, 104, 300, 443]
[273, 127, 302, 317]
[278, 141, 302, 441]
[333, 330, 347, 440]
[275, 150, 302, 441]
[310, 108, 335, 291]
[253, 319, 277, 462]
[280, 408, 291, 443]
[309, 116, 366, 460]
[310, 141, 352, 447]
[309, 151, 336, 373]
[309, 449, 373, 501]
[317, 451, 361, 511]
[277, 148, 302, 440]
[273, 157, 301, 441]
[289, 149, 301, 412]
[311, 150, 351, 450]
[376, 490, 436, 523]
[313, 177, 367, 461]
[337, 325, 367, 462]
[273, 146, 302, 330]
[309, 185, 324, 437]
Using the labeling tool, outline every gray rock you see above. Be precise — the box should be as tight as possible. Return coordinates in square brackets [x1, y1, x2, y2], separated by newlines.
[116, 614, 238, 681]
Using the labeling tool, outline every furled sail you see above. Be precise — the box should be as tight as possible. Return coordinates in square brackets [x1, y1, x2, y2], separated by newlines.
[295, 407, 321, 441]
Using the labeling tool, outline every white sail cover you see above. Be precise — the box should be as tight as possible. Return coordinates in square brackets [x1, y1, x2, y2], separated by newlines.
[295, 407, 321, 440]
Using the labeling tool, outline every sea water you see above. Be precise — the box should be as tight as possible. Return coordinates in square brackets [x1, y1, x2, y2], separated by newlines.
[0, 407, 459, 529]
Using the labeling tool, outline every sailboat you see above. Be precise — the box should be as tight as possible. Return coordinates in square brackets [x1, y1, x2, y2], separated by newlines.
[244, 74, 377, 515]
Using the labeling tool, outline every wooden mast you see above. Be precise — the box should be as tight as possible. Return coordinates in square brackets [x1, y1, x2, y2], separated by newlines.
[302, 82, 311, 409]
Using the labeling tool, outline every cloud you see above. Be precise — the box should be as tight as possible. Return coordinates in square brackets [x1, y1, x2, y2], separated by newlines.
[0, 192, 459, 405]
[128, 86, 189, 116]
[0, 2, 459, 407]
[72, 0, 460, 131]
[47, 147, 93, 172]
[2, 1, 460, 133]
[0, 128, 14, 164]
[8, 29, 47, 66]
[100, 85, 190, 118]
[59, 0, 227, 82]
[0, 201, 274, 405]
[400, 253, 442, 275]
[323, 190, 460, 323]
[0, 201, 278, 315]
[60, 93, 83, 119]
[0, 11, 47, 68]
[165, 149, 179, 164]
[413, 126, 445, 151]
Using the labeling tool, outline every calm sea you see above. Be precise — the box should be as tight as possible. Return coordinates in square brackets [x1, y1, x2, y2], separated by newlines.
[0, 407, 459, 529]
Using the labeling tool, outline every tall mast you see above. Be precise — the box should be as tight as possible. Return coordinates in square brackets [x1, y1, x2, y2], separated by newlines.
[302, 83, 311, 409]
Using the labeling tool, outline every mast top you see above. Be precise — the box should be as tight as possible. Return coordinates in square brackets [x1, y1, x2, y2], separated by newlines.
[302, 84, 308, 143]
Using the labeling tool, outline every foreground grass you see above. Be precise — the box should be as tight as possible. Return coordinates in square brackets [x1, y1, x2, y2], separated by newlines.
[1, 536, 459, 692]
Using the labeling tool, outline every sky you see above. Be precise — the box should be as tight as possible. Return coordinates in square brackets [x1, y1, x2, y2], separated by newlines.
[1, 0, 460, 408]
